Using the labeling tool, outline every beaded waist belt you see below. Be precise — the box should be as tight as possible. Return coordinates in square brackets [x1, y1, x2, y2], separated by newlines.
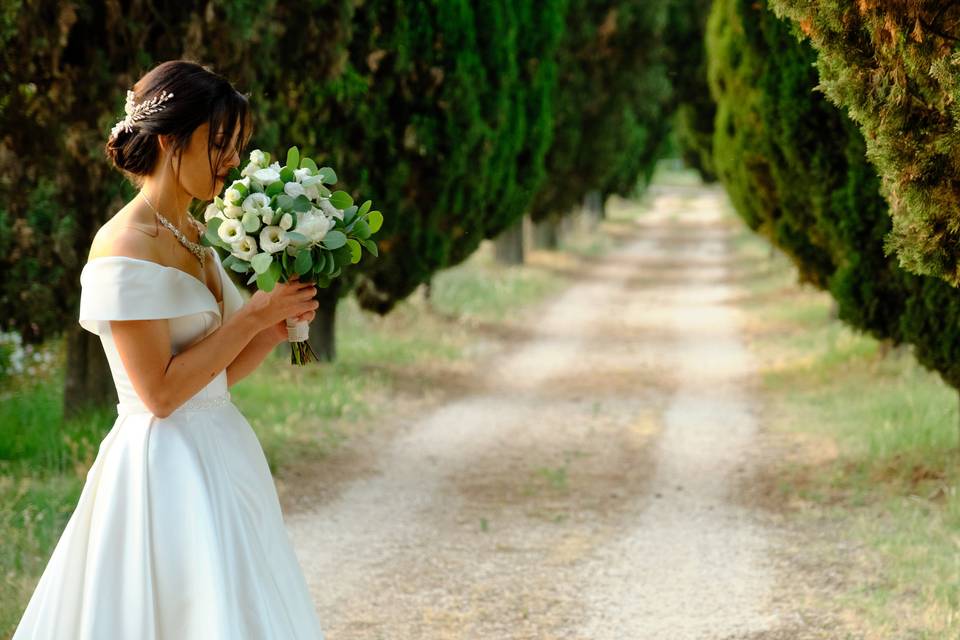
[116, 392, 232, 417]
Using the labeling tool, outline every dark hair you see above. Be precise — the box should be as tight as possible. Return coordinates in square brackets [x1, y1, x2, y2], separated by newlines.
[105, 60, 251, 191]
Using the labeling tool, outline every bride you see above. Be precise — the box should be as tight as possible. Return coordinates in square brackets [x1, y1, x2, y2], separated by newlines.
[12, 60, 326, 639]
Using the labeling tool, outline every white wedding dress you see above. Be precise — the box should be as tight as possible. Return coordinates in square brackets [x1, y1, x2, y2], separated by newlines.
[12, 251, 325, 639]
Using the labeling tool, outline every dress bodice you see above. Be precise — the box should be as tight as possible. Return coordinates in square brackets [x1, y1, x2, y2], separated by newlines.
[78, 250, 246, 413]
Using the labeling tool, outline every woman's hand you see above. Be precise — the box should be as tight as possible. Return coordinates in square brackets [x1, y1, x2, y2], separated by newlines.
[263, 303, 317, 345]
[246, 272, 319, 338]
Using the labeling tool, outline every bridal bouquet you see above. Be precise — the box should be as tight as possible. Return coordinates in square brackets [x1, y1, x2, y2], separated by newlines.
[201, 146, 382, 365]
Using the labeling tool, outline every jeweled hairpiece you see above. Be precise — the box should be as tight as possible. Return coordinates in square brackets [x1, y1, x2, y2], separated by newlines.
[109, 89, 175, 139]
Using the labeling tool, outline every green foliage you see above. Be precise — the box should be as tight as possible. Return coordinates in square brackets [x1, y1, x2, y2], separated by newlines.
[528, 1, 674, 222]
[707, 0, 960, 389]
[771, 1, 960, 285]
[665, 0, 716, 181]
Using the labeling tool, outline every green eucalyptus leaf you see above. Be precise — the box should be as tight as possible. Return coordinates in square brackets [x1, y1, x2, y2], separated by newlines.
[317, 185, 332, 198]
[257, 270, 278, 292]
[280, 166, 295, 183]
[324, 250, 338, 274]
[241, 211, 261, 233]
[295, 248, 313, 274]
[287, 231, 309, 244]
[358, 200, 372, 217]
[251, 252, 273, 275]
[360, 238, 379, 257]
[332, 245, 353, 268]
[276, 194, 295, 211]
[322, 230, 347, 250]
[329, 191, 353, 209]
[293, 195, 312, 212]
[266, 181, 285, 197]
[318, 167, 337, 184]
[247, 272, 258, 285]
[367, 210, 384, 234]
[347, 239, 362, 264]
[230, 260, 252, 273]
[352, 218, 371, 240]
[286, 146, 300, 170]
[301, 157, 318, 172]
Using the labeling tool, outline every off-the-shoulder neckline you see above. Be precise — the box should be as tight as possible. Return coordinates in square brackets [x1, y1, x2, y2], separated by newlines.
[82, 253, 225, 309]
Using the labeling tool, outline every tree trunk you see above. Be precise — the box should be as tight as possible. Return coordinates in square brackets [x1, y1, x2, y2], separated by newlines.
[62, 325, 116, 421]
[307, 277, 342, 362]
[582, 189, 605, 225]
[532, 217, 561, 250]
[494, 220, 525, 265]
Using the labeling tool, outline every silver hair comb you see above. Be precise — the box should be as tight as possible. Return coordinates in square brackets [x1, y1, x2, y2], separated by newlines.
[110, 89, 175, 139]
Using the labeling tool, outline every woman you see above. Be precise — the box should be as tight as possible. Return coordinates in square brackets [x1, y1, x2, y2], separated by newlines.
[12, 60, 326, 639]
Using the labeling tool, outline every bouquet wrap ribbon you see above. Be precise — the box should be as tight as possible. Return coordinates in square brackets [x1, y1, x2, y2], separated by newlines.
[285, 318, 309, 343]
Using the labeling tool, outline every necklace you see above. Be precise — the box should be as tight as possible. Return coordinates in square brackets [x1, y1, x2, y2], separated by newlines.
[141, 191, 207, 269]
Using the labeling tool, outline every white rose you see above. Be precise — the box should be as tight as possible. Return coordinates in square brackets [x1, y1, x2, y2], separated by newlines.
[249, 149, 267, 167]
[203, 202, 222, 222]
[223, 204, 244, 219]
[284, 181, 305, 199]
[295, 210, 335, 244]
[242, 192, 271, 214]
[279, 212, 294, 231]
[320, 199, 344, 220]
[218, 218, 246, 244]
[231, 235, 258, 261]
[253, 167, 281, 185]
[259, 225, 290, 254]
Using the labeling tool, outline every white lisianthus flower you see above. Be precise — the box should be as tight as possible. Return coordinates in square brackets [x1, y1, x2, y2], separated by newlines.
[303, 183, 321, 201]
[259, 225, 290, 254]
[223, 204, 244, 219]
[253, 167, 281, 185]
[261, 208, 276, 225]
[218, 218, 246, 244]
[320, 199, 344, 220]
[278, 212, 293, 231]
[204, 202, 223, 222]
[295, 209, 335, 244]
[269, 161, 281, 172]
[294, 168, 311, 183]
[224, 187, 243, 206]
[249, 149, 267, 167]
[242, 192, 271, 215]
[241, 162, 259, 179]
[284, 181, 306, 199]
[230, 235, 258, 261]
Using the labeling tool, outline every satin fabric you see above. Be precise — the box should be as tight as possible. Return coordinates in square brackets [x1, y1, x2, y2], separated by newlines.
[12, 252, 325, 639]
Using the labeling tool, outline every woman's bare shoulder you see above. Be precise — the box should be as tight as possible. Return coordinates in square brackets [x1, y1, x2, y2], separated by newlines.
[87, 204, 162, 263]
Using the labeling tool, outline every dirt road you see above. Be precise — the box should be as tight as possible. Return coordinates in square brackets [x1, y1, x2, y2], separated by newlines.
[286, 188, 802, 639]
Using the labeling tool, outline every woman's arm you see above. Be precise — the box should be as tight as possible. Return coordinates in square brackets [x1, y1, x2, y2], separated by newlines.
[111, 287, 317, 418]
[226, 328, 284, 388]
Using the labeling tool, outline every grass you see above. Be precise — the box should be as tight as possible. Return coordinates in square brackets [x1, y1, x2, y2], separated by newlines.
[0, 207, 637, 637]
[729, 204, 960, 638]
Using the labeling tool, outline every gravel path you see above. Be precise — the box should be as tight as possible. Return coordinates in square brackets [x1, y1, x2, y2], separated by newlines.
[287, 188, 792, 639]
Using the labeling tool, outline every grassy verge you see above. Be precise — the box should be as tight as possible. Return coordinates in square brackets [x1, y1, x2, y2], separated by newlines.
[729, 205, 960, 638]
[0, 204, 641, 637]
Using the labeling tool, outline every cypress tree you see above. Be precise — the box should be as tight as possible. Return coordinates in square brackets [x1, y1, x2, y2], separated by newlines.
[770, 1, 960, 285]
[707, 0, 960, 389]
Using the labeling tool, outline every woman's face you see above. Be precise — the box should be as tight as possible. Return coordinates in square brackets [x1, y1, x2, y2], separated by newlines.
[170, 122, 242, 201]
